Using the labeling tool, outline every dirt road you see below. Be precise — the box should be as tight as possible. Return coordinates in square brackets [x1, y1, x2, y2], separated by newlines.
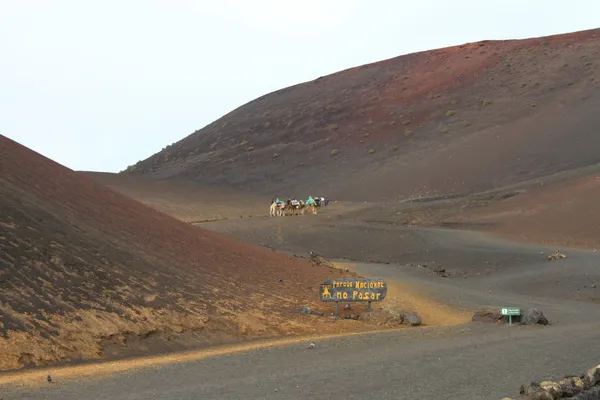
[3, 230, 599, 399]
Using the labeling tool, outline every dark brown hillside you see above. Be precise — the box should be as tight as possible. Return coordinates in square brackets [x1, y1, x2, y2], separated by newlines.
[125, 28, 600, 201]
[0, 135, 360, 372]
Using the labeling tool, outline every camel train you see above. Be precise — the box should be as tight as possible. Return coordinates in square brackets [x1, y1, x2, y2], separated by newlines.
[269, 196, 328, 217]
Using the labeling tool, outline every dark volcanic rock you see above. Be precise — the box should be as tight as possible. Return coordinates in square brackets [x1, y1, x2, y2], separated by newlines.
[522, 308, 549, 325]
[402, 312, 422, 326]
[472, 310, 501, 323]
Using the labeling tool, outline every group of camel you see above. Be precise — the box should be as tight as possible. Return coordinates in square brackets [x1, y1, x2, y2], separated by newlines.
[269, 200, 319, 216]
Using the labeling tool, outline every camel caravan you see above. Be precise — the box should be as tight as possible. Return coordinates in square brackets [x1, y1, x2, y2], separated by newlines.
[269, 196, 329, 217]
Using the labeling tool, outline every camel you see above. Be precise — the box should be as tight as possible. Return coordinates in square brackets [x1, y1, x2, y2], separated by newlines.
[269, 201, 286, 217]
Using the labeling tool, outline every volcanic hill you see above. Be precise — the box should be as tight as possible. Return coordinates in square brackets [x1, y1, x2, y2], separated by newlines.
[0, 135, 357, 371]
[124, 28, 600, 202]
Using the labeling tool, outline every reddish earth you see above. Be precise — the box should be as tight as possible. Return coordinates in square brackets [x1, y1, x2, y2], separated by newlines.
[457, 172, 600, 249]
[1, 135, 399, 372]
[124, 28, 600, 202]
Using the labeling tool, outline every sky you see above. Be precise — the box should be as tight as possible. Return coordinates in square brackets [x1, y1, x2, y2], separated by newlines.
[2, 1, 599, 173]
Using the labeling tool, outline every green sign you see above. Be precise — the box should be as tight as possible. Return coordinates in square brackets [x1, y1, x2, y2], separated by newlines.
[500, 307, 520, 316]
[319, 278, 387, 303]
[500, 307, 521, 325]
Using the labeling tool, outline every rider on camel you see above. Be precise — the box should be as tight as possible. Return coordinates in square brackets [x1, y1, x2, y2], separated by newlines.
[306, 196, 315, 206]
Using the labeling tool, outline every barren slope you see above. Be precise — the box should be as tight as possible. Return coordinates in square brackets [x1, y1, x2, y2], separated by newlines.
[125, 28, 600, 201]
[456, 173, 600, 249]
[82, 172, 266, 223]
[0, 135, 360, 372]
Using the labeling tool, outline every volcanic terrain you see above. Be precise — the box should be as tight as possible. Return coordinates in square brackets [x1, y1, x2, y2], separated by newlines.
[1, 135, 402, 372]
[2, 27, 600, 400]
[123, 28, 600, 203]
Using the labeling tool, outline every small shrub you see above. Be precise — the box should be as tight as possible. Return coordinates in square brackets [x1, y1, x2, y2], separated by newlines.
[446, 110, 456, 117]
[363, 132, 370, 137]
[389, 121, 396, 126]
[585, 61, 593, 66]
[272, 153, 280, 159]
[240, 139, 248, 146]
[331, 149, 339, 156]
[246, 146, 255, 151]
[404, 130, 413, 137]
[531, 103, 536, 107]
[521, 82, 527, 88]
[450, 100, 458, 105]
[482, 99, 492, 106]
[568, 80, 575, 85]
[463, 122, 472, 127]
[390, 145, 398, 151]
[210, 142, 217, 149]
[441, 126, 450, 133]
[326, 124, 339, 132]
[264, 121, 271, 128]
[403, 120, 412, 126]
[368, 149, 375, 154]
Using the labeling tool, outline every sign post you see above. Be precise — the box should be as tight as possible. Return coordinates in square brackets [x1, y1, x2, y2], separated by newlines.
[320, 278, 387, 315]
[500, 307, 521, 325]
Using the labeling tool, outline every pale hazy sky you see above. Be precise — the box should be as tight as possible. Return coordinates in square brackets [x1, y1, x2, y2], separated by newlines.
[2, 1, 599, 172]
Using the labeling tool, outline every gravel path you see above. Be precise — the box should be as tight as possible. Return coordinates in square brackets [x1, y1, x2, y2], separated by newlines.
[3, 231, 599, 400]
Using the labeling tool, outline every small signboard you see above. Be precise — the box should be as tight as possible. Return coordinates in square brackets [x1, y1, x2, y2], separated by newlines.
[319, 278, 387, 315]
[500, 307, 521, 325]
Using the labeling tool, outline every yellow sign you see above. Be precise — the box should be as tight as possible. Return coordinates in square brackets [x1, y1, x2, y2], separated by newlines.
[319, 278, 387, 302]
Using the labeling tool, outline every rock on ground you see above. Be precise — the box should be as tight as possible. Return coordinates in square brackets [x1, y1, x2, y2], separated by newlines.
[522, 308, 549, 325]
[402, 312, 422, 326]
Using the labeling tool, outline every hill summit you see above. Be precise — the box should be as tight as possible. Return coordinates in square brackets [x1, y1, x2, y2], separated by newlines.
[125, 28, 600, 201]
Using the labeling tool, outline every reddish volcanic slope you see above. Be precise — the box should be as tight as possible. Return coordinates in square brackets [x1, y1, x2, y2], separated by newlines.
[0, 135, 339, 371]
[125, 28, 600, 201]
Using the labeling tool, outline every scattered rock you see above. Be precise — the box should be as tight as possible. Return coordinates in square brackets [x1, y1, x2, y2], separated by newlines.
[571, 386, 600, 399]
[558, 377, 584, 397]
[540, 381, 562, 399]
[472, 310, 502, 324]
[402, 312, 422, 326]
[522, 308, 549, 325]
[548, 251, 567, 261]
[307, 342, 315, 349]
[501, 364, 600, 400]
[587, 365, 600, 386]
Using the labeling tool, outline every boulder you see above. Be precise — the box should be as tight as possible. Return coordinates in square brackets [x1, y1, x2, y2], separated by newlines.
[587, 365, 600, 387]
[571, 386, 600, 400]
[559, 377, 584, 397]
[539, 381, 562, 399]
[401, 312, 422, 326]
[472, 310, 502, 323]
[519, 382, 554, 400]
[522, 308, 549, 325]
